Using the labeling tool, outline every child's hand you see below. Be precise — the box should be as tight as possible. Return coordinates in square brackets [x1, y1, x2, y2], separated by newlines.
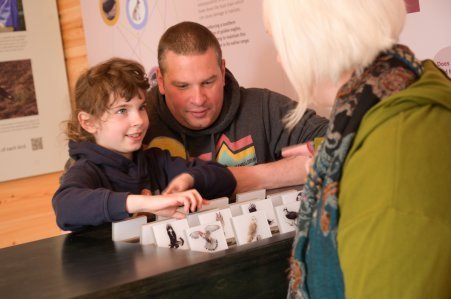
[126, 189, 207, 218]
[163, 173, 194, 195]
[151, 189, 207, 218]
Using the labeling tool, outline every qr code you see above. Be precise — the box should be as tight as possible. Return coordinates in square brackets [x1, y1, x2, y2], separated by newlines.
[31, 137, 43, 151]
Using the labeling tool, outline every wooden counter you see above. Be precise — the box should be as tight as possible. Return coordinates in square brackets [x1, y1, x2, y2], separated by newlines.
[0, 224, 294, 298]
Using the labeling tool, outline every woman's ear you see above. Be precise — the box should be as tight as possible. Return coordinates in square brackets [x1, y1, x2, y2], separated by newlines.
[78, 111, 97, 134]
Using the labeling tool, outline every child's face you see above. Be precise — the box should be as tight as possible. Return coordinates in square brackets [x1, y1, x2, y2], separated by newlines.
[92, 93, 149, 160]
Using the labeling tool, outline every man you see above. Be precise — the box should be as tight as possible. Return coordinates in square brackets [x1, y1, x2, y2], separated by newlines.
[145, 21, 328, 193]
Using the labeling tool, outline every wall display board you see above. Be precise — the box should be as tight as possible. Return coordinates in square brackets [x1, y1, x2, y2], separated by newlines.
[81, 0, 297, 104]
[0, 0, 70, 181]
[82, 1, 451, 118]
[401, 0, 451, 77]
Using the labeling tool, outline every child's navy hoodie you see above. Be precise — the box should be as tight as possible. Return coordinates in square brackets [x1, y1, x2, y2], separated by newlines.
[53, 141, 236, 231]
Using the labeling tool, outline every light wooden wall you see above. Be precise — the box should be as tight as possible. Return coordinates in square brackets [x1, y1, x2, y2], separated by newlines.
[0, 0, 87, 249]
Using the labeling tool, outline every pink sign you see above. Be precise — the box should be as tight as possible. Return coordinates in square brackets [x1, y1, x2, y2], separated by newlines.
[434, 46, 451, 78]
[405, 0, 420, 13]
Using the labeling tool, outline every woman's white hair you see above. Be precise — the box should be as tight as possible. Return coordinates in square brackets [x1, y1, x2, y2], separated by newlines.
[263, 0, 407, 128]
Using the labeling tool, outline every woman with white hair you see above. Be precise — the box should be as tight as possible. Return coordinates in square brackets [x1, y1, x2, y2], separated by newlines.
[263, 0, 451, 298]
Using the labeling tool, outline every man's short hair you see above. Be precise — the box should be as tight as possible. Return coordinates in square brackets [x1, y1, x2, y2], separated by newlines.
[158, 21, 222, 74]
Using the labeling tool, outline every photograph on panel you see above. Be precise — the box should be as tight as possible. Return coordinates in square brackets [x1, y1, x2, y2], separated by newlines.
[140, 218, 175, 246]
[100, 0, 119, 25]
[231, 210, 272, 246]
[0, 0, 26, 33]
[153, 219, 190, 250]
[240, 198, 278, 230]
[186, 221, 228, 253]
[198, 208, 235, 241]
[274, 200, 301, 234]
[0, 59, 37, 121]
[126, 0, 148, 30]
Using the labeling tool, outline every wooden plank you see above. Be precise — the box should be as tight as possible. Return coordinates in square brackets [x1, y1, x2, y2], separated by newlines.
[0, 0, 88, 249]
[0, 172, 64, 248]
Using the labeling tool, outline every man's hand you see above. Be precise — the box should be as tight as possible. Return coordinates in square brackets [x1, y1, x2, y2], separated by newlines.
[229, 155, 310, 193]
[282, 142, 315, 174]
[281, 142, 314, 158]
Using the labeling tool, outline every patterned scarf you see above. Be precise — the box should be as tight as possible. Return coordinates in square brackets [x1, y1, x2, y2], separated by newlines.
[288, 44, 423, 299]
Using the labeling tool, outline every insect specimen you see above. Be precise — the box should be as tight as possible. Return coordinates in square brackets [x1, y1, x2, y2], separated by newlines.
[215, 212, 225, 227]
[283, 208, 299, 226]
[248, 203, 257, 213]
[166, 224, 184, 249]
[247, 216, 259, 243]
[132, 0, 142, 21]
[189, 225, 221, 251]
[296, 190, 305, 201]
[248, 203, 273, 225]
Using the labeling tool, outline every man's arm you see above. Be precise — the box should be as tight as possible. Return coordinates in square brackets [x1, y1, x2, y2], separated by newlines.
[262, 90, 328, 157]
[228, 155, 309, 193]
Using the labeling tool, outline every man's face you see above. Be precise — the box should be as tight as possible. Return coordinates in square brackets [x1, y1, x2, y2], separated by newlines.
[157, 47, 226, 130]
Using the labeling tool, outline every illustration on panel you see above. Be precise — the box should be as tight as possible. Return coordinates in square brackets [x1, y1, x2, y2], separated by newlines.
[0, 59, 37, 120]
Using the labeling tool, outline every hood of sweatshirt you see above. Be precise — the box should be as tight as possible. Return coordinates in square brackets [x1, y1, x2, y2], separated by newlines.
[69, 140, 133, 170]
[69, 141, 150, 192]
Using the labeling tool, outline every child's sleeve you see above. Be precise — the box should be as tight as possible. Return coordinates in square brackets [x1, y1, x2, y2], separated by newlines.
[52, 161, 129, 232]
[184, 159, 237, 199]
[151, 148, 237, 199]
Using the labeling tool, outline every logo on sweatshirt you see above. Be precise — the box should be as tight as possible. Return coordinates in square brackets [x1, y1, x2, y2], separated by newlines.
[147, 137, 187, 159]
[215, 134, 257, 166]
[147, 135, 257, 166]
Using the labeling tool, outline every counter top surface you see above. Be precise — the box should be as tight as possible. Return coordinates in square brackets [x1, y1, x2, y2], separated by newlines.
[0, 224, 294, 298]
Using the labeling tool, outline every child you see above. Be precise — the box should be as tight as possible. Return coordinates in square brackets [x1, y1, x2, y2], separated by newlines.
[53, 57, 236, 232]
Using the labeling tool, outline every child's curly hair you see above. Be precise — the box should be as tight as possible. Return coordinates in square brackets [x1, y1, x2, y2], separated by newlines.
[65, 57, 150, 142]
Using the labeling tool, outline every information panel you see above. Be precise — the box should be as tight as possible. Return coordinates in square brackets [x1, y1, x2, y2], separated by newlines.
[0, 0, 70, 181]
